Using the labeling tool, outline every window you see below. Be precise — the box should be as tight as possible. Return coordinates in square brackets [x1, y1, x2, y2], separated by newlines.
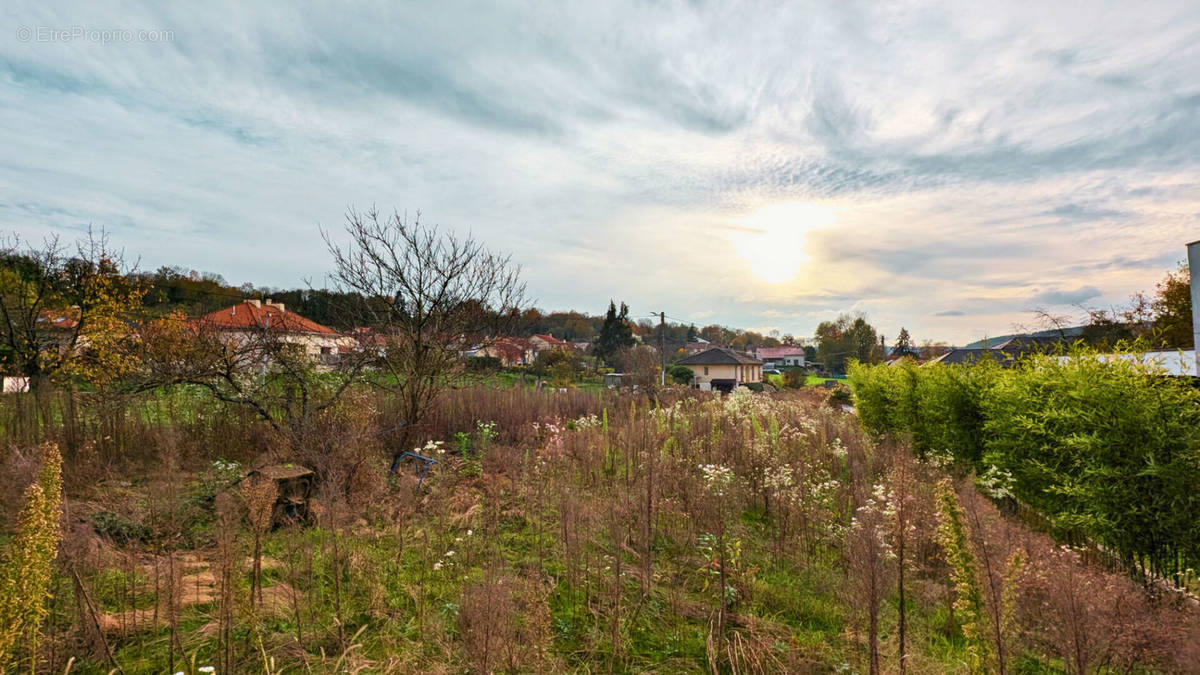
[320, 346, 332, 355]
[704, 367, 709, 375]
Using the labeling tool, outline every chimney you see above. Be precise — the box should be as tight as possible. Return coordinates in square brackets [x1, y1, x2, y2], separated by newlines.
[247, 299, 261, 308]
[1188, 240, 1200, 374]
[266, 299, 285, 312]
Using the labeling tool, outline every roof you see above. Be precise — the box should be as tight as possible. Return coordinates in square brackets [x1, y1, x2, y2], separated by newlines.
[962, 327, 1084, 350]
[37, 309, 80, 330]
[482, 336, 531, 360]
[934, 333, 1076, 367]
[755, 346, 806, 359]
[197, 301, 337, 335]
[531, 333, 569, 346]
[1067, 350, 1198, 377]
[677, 347, 762, 366]
[931, 348, 1011, 366]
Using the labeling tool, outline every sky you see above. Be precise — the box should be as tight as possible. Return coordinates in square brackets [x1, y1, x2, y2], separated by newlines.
[2, 1, 1199, 345]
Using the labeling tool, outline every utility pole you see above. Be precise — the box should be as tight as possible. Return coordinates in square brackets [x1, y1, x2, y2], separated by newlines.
[659, 311, 666, 386]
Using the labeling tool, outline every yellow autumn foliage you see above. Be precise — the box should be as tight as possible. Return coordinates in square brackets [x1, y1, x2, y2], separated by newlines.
[0, 443, 63, 669]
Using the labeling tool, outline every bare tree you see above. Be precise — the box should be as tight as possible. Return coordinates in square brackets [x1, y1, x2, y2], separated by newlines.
[1023, 306, 1073, 340]
[324, 206, 526, 459]
[613, 346, 660, 392]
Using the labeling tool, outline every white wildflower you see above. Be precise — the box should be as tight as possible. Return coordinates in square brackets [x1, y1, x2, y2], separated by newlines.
[699, 463, 736, 496]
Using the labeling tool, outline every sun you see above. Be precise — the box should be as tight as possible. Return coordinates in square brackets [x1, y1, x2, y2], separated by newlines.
[730, 202, 836, 283]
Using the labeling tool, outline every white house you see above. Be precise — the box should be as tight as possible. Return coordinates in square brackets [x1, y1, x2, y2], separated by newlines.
[753, 346, 806, 369]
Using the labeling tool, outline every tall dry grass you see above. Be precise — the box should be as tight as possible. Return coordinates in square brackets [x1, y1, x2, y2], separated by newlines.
[1, 383, 1197, 672]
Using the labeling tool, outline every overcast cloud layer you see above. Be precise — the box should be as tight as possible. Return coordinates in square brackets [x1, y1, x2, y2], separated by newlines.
[3, 1, 1199, 344]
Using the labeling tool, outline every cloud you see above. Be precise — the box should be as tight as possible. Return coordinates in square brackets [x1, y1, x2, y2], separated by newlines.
[1, 0, 1198, 344]
[1033, 285, 1104, 306]
[1040, 203, 1127, 223]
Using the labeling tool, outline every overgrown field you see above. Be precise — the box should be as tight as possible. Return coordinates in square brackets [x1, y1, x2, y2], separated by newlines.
[2, 385, 1199, 673]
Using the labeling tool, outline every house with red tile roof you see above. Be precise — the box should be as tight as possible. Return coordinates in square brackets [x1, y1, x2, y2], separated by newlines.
[472, 336, 533, 366]
[529, 333, 570, 355]
[196, 299, 353, 361]
[752, 346, 806, 368]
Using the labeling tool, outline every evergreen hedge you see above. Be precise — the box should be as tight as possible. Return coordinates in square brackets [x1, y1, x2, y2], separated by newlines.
[849, 353, 1200, 578]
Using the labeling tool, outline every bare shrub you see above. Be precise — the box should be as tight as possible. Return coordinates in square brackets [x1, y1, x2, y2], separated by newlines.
[300, 389, 386, 514]
[1017, 543, 1182, 673]
[458, 571, 551, 674]
[213, 490, 241, 673]
[242, 473, 278, 608]
[845, 482, 895, 675]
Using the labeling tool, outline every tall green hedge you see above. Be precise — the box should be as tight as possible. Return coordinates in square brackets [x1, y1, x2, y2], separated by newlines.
[849, 353, 1200, 577]
[850, 358, 999, 463]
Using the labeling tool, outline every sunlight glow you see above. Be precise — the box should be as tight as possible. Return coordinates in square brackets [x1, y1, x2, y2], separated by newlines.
[730, 202, 836, 283]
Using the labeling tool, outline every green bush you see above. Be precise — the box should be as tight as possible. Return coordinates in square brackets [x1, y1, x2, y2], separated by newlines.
[825, 383, 853, 407]
[91, 512, 151, 545]
[668, 364, 694, 385]
[850, 351, 1200, 577]
[982, 354, 1200, 573]
[849, 358, 997, 463]
[781, 367, 807, 389]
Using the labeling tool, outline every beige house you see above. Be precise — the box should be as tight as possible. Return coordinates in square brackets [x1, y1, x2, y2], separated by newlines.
[676, 347, 763, 392]
[472, 336, 534, 366]
[529, 333, 570, 355]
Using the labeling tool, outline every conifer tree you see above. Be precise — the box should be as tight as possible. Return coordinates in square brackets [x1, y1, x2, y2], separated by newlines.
[594, 300, 635, 365]
[895, 327, 913, 357]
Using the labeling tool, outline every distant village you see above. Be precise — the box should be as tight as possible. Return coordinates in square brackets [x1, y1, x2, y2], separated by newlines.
[5, 237, 1196, 396]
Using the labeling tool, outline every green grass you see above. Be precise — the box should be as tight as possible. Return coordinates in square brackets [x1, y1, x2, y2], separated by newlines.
[765, 373, 848, 389]
[806, 374, 847, 386]
[473, 369, 604, 390]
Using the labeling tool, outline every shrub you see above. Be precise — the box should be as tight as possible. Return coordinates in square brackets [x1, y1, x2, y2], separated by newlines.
[852, 351, 1200, 577]
[668, 364, 694, 385]
[781, 367, 807, 389]
[982, 354, 1200, 573]
[935, 479, 991, 672]
[90, 511, 152, 545]
[826, 384, 853, 407]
